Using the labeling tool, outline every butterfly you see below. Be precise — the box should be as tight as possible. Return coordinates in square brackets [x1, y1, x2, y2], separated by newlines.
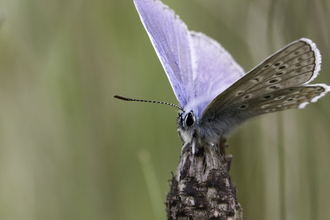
[115, 0, 330, 154]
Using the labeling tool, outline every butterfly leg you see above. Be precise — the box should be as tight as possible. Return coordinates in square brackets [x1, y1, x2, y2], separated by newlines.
[191, 138, 196, 155]
[180, 138, 197, 155]
[178, 129, 190, 155]
[181, 141, 190, 154]
[177, 129, 185, 146]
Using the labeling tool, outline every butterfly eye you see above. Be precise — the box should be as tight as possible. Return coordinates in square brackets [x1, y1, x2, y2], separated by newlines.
[185, 112, 195, 127]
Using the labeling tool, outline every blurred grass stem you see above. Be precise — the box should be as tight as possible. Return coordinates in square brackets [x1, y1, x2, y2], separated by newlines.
[138, 149, 164, 220]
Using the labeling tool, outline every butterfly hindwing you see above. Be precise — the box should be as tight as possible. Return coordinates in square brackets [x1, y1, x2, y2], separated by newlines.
[184, 32, 245, 117]
[230, 85, 329, 115]
[201, 38, 327, 124]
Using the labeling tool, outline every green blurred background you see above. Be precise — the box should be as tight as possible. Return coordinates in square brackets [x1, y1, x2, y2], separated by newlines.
[0, 0, 329, 219]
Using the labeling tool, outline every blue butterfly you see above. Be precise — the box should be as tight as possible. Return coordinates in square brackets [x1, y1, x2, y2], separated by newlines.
[115, 0, 330, 153]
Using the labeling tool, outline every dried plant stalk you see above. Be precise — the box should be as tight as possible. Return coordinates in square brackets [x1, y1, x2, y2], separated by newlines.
[166, 139, 243, 220]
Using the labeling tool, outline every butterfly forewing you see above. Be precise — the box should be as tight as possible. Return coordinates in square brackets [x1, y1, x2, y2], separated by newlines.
[134, 0, 244, 113]
[201, 39, 326, 122]
[134, 0, 193, 108]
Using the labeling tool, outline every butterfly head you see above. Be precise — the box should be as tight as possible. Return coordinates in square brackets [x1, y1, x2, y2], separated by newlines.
[179, 111, 196, 128]
[177, 110, 198, 143]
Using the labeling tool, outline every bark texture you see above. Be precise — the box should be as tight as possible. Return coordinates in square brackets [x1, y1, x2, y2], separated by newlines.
[166, 139, 243, 220]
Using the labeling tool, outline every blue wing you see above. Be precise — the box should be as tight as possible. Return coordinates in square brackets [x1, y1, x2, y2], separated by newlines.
[134, 0, 244, 116]
[187, 32, 244, 117]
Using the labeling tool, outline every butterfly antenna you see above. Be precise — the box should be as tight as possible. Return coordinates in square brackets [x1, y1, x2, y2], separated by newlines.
[114, 95, 182, 110]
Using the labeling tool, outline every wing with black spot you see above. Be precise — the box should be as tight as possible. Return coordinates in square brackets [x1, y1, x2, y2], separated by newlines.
[200, 38, 330, 134]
